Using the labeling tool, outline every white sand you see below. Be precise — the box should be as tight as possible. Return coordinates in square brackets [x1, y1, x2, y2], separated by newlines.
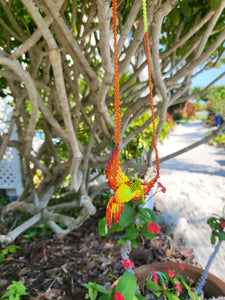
[156, 120, 225, 281]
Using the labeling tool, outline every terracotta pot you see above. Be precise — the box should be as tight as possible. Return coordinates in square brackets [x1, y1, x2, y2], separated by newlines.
[134, 262, 225, 297]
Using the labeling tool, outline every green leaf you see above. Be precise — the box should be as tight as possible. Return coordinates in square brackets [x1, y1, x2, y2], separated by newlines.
[144, 209, 158, 225]
[83, 283, 92, 289]
[1, 291, 11, 299]
[98, 217, 123, 236]
[4, 281, 28, 298]
[115, 271, 136, 300]
[118, 205, 135, 227]
[188, 288, 199, 300]
[2, 249, 9, 255]
[207, 217, 216, 230]
[181, 4, 192, 17]
[211, 233, 216, 244]
[125, 228, 139, 240]
[143, 232, 155, 240]
[23, 230, 37, 238]
[0, 253, 5, 263]
[217, 232, 225, 241]
[169, 9, 180, 26]
[98, 294, 114, 300]
[98, 218, 108, 237]
[89, 287, 98, 300]
[136, 214, 146, 226]
[9, 244, 20, 254]
[118, 238, 128, 245]
[220, 57, 225, 64]
[176, 274, 188, 289]
[145, 280, 161, 291]
[135, 295, 147, 300]
[209, 0, 221, 11]
[165, 292, 180, 300]
[96, 283, 107, 294]
[130, 240, 138, 248]
[137, 208, 151, 222]
[110, 222, 124, 233]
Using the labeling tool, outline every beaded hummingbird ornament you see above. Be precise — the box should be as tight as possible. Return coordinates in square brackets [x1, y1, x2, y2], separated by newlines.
[106, 0, 160, 228]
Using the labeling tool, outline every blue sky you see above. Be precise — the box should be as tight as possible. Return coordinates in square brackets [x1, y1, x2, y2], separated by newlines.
[191, 63, 225, 88]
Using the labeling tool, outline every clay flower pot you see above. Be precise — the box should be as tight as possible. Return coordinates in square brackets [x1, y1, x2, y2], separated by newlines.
[134, 262, 225, 297]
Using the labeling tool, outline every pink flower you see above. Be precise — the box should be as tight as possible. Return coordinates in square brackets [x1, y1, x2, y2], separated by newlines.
[176, 282, 182, 293]
[114, 291, 125, 300]
[122, 259, 134, 268]
[152, 270, 158, 284]
[179, 264, 185, 271]
[206, 100, 212, 104]
[148, 222, 161, 234]
[157, 182, 166, 193]
[220, 220, 225, 228]
[168, 269, 174, 277]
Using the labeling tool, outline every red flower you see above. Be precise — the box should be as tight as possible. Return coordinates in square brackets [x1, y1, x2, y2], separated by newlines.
[179, 264, 185, 271]
[114, 291, 125, 300]
[122, 259, 134, 268]
[176, 282, 182, 293]
[206, 100, 212, 104]
[152, 270, 158, 285]
[157, 182, 166, 193]
[220, 220, 225, 228]
[168, 269, 174, 277]
[148, 222, 161, 234]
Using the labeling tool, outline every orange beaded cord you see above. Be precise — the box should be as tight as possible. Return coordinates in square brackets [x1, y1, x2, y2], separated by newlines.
[111, 0, 160, 176]
[144, 32, 160, 176]
[112, 0, 121, 145]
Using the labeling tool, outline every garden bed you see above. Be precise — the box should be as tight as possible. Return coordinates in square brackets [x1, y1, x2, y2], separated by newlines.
[0, 209, 195, 299]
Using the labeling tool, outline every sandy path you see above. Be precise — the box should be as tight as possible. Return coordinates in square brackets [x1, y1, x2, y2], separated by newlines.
[156, 120, 225, 280]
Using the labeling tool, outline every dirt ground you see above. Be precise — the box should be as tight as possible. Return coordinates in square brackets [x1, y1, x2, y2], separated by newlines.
[0, 208, 195, 300]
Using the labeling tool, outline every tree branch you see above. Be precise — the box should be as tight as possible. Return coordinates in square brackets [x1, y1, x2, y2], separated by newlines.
[195, 0, 225, 58]
[161, 10, 214, 59]
[172, 71, 225, 105]
[42, 0, 99, 91]
[169, 27, 225, 86]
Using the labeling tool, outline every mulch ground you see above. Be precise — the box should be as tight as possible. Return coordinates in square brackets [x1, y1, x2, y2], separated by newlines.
[0, 208, 195, 299]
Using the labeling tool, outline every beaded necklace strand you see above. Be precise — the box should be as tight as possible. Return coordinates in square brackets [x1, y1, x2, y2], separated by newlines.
[111, 0, 160, 175]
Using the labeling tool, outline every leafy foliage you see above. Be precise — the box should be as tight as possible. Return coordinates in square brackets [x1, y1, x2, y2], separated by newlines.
[0, 245, 20, 264]
[82, 282, 107, 300]
[98, 194, 160, 249]
[1, 281, 28, 300]
[193, 86, 225, 119]
[207, 214, 225, 244]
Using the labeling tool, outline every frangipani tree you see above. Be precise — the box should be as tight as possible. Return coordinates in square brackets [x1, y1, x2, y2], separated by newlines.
[0, 0, 225, 243]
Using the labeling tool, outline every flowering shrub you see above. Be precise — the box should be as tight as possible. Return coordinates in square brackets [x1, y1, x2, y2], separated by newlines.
[146, 266, 198, 300]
